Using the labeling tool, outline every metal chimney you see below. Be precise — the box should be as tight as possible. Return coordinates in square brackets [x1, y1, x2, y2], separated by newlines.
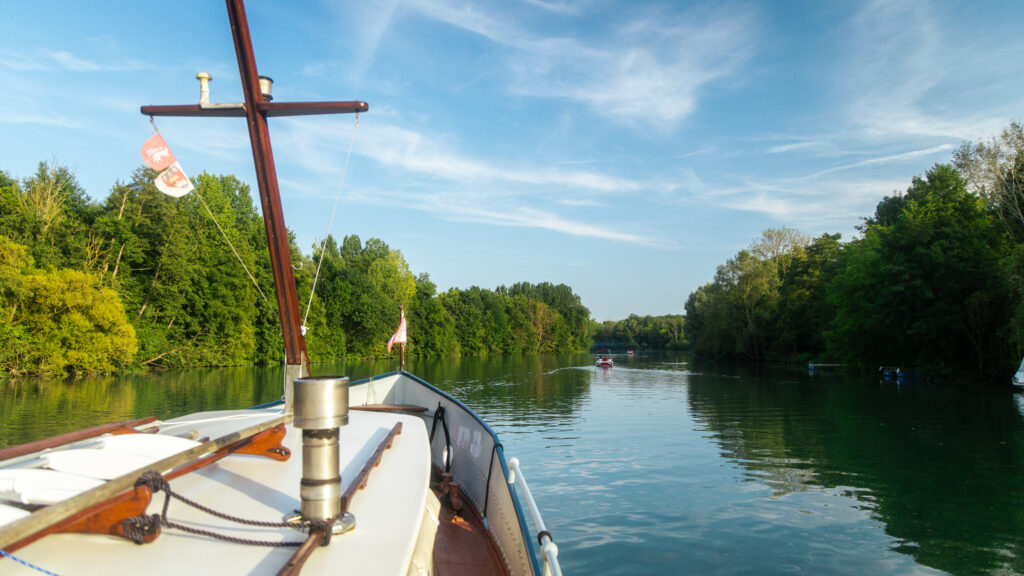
[196, 72, 211, 105]
[292, 376, 352, 531]
[258, 75, 274, 101]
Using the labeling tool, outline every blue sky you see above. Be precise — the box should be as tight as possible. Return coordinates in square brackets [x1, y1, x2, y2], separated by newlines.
[1, 1, 1022, 321]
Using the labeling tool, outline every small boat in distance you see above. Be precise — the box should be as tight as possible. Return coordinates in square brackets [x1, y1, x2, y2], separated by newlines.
[595, 350, 613, 368]
[1014, 355, 1024, 387]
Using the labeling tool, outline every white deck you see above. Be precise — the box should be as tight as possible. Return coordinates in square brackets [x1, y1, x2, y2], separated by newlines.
[4, 407, 431, 575]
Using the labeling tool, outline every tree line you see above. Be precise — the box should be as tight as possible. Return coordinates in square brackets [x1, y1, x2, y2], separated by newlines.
[0, 164, 592, 376]
[684, 122, 1024, 382]
[591, 314, 686, 350]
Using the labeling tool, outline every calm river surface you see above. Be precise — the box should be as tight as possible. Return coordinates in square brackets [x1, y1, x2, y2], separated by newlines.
[3, 353, 1024, 575]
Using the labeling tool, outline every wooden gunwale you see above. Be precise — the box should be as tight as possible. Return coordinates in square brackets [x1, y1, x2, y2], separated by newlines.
[0, 413, 288, 552]
[276, 527, 326, 576]
[340, 422, 403, 513]
[0, 417, 159, 463]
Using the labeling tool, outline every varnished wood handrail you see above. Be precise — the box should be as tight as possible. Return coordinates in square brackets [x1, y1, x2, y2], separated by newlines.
[275, 527, 325, 576]
[340, 422, 402, 513]
[350, 404, 427, 413]
[0, 413, 289, 551]
[0, 417, 159, 463]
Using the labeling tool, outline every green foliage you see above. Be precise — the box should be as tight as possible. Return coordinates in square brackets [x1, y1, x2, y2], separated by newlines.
[422, 282, 592, 357]
[593, 314, 686, 350]
[684, 229, 811, 360]
[774, 234, 841, 357]
[828, 164, 1013, 378]
[0, 162, 97, 271]
[683, 159, 1020, 382]
[0, 160, 594, 375]
[0, 235, 137, 375]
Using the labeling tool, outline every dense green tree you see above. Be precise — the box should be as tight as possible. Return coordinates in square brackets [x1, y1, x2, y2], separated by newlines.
[407, 273, 457, 357]
[500, 282, 592, 351]
[596, 314, 686, 350]
[683, 228, 811, 360]
[0, 235, 137, 375]
[0, 162, 97, 271]
[0, 161, 598, 375]
[827, 164, 1013, 378]
[772, 234, 842, 359]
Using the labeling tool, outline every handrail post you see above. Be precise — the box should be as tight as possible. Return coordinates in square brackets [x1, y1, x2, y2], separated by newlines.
[508, 458, 562, 576]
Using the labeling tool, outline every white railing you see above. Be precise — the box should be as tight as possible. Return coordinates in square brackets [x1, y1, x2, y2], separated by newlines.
[508, 458, 562, 576]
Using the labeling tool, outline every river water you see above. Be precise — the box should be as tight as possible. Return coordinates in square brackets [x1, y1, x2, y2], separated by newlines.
[3, 353, 1024, 575]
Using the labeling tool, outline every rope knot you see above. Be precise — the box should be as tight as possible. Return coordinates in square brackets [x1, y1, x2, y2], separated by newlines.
[310, 519, 334, 547]
[135, 470, 169, 494]
[122, 514, 162, 545]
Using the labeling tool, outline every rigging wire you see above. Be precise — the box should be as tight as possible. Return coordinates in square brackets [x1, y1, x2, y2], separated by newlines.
[148, 118, 272, 311]
[301, 113, 361, 334]
[193, 189, 272, 309]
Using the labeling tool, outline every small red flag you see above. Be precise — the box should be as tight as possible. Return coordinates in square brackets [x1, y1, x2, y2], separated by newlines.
[387, 308, 407, 353]
[141, 133, 176, 170]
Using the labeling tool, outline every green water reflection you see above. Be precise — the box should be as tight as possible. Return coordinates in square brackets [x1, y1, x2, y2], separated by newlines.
[685, 359, 1024, 576]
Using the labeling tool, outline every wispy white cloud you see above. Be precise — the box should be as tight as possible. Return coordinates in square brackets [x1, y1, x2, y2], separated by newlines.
[278, 117, 644, 194]
[555, 197, 609, 208]
[835, 0, 1014, 144]
[0, 48, 149, 72]
[766, 141, 820, 155]
[0, 111, 80, 128]
[310, 180, 669, 247]
[806, 144, 953, 178]
[519, 0, 582, 16]
[313, 0, 402, 88]
[442, 202, 669, 247]
[268, 115, 671, 247]
[707, 174, 910, 233]
[164, 122, 250, 165]
[405, 0, 759, 130]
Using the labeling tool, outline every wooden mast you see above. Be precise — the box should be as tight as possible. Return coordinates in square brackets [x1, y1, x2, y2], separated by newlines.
[141, 0, 367, 410]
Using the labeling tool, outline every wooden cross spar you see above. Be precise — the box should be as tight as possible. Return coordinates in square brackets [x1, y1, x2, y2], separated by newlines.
[141, 0, 368, 404]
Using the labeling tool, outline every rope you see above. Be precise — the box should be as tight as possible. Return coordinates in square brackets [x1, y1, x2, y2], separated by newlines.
[147, 118, 272, 311]
[301, 113, 361, 333]
[125, 471, 331, 548]
[194, 188, 272, 309]
[0, 549, 62, 576]
[429, 404, 453, 472]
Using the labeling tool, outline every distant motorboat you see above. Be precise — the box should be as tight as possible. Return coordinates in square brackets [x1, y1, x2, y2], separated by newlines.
[595, 350, 613, 368]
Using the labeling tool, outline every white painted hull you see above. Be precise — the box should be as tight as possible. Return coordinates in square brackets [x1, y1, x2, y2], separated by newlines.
[0, 372, 548, 575]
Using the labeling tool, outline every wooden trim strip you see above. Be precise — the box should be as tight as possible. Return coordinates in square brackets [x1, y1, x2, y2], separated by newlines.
[351, 404, 427, 413]
[0, 413, 289, 551]
[340, 422, 402, 513]
[0, 417, 159, 463]
[275, 527, 325, 576]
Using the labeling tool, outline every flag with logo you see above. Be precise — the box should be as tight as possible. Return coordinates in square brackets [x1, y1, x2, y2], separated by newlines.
[142, 132, 194, 197]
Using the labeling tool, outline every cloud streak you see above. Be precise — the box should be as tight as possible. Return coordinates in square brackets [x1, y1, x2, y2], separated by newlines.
[404, 0, 759, 129]
[280, 117, 645, 194]
[270, 117, 668, 247]
[807, 144, 954, 178]
[0, 48, 148, 72]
